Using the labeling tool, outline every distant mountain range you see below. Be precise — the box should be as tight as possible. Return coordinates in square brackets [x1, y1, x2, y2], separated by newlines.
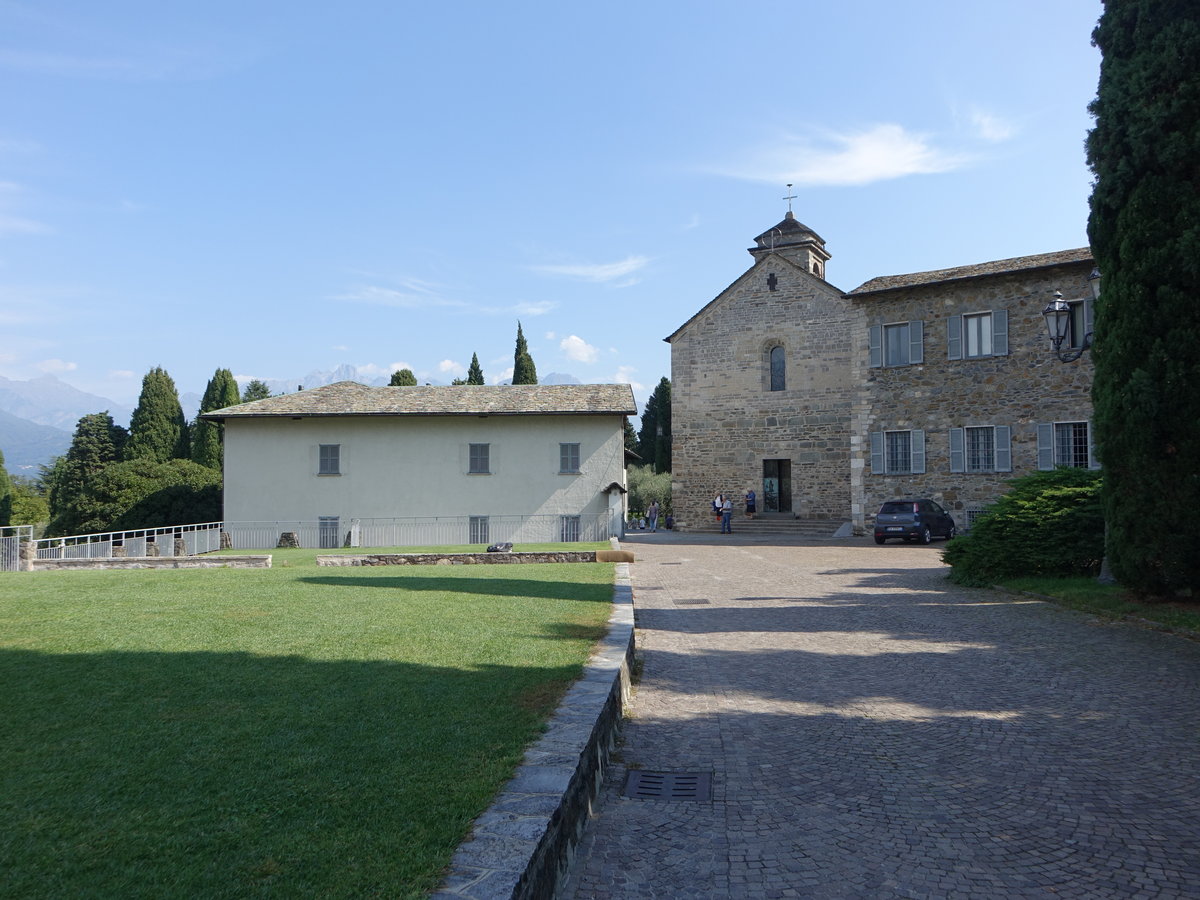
[0, 367, 585, 475]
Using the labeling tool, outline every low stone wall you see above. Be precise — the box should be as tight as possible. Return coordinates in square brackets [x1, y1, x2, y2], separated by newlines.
[31, 555, 272, 571]
[434, 562, 636, 899]
[317, 550, 633, 567]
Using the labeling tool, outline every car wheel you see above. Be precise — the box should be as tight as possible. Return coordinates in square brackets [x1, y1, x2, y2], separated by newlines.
[920, 526, 932, 544]
[874, 536, 886, 545]
[946, 524, 957, 540]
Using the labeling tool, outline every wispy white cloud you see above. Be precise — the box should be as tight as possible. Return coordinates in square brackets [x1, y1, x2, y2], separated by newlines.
[969, 107, 1018, 142]
[710, 124, 971, 187]
[530, 255, 650, 284]
[36, 357, 76, 373]
[334, 281, 467, 310]
[510, 300, 556, 316]
[108, 369, 136, 379]
[0, 181, 51, 235]
[438, 358, 465, 377]
[494, 366, 515, 385]
[0, 214, 51, 235]
[560, 335, 599, 364]
[354, 362, 411, 380]
[612, 365, 644, 393]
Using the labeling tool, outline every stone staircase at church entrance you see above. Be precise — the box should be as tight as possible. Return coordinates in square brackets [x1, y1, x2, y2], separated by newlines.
[668, 512, 852, 539]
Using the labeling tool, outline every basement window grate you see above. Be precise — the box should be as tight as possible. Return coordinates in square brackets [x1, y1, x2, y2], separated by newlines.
[622, 770, 713, 802]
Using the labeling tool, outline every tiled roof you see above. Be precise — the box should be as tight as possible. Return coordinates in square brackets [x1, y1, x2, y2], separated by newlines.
[846, 247, 1094, 297]
[201, 381, 638, 420]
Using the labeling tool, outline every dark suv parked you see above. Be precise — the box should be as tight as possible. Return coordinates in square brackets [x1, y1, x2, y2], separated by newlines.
[873, 499, 957, 545]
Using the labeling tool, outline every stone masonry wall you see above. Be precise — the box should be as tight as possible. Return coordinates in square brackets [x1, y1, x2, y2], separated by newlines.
[849, 260, 1096, 531]
[671, 255, 854, 529]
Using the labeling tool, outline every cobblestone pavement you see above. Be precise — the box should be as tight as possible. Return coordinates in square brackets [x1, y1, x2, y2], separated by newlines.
[559, 532, 1200, 899]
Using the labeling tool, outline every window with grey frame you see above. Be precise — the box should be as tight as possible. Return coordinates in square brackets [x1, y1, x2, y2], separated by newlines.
[870, 429, 925, 475]
[468, 443, 490, 474]
[868, 320, 924, 367]
[769, 346, 786, 391]
[947, 310, 1009, 360]
[559, 442, 581, 474]
[318, 444, 340, 475]
[1038, 421, 1095, 469]
[1065, 297, 1094, 349]
[950, 426, 1012, 473]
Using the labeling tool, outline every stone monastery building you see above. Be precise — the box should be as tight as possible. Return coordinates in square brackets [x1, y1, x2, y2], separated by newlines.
[667, 211, 1097, 534]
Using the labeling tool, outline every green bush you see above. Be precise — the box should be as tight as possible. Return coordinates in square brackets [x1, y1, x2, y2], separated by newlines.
[944, 468, 1104, 587]
[627, 464, 671, 519]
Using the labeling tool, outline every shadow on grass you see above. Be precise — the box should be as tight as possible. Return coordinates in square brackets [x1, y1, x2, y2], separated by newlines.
[300, 572, 614, 603]
[0, 647, 579, 899]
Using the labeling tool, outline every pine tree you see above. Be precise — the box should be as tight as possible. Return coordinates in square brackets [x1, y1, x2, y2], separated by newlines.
[0, 447, 12, 527]
[637, 378, 672, 473]
[512, 322, 538, 385]
[467, 352, 485, 385]
[191, 368, 241, 470]
[389, 369, 418, 386]
[46, 412, 127, 536]
[242, 379, 272, 403]
[126, 367, 189, 463]
[1086, 0, 1200, 595]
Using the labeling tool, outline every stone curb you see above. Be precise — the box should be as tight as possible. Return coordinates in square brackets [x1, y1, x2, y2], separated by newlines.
[432, 554, 635, 900]
[30, 555, 272, 571]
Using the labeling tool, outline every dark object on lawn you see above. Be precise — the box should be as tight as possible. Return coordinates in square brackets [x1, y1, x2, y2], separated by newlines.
[487, 542, 514, 553]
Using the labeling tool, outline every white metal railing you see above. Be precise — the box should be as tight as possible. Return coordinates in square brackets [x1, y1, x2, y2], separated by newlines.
[13, 514, 613, 565]
[1, 525, 34, 572]
[32, 522, 224, 561]
[224, 514, 612, 550]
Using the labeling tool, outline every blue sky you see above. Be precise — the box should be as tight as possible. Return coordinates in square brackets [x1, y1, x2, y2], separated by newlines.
[0, 0, 1102, 412]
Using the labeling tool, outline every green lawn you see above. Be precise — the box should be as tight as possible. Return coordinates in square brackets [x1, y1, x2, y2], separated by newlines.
[999, 575, 1200, 635]
[0, 545, 614, 899]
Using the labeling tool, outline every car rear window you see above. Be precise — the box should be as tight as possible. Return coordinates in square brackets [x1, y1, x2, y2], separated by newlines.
[879, 501, 917, 514]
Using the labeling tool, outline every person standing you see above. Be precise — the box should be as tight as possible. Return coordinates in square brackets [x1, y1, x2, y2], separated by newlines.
[721, 495, 733, 534]
[647, 500, 660, 533]
[745, 488, 757, 519]
[713, 493, 724, 524]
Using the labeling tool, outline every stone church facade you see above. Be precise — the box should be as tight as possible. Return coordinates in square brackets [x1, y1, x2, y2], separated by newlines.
[667, 213, 1097, 533]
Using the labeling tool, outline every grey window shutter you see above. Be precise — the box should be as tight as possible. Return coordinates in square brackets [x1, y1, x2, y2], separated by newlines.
[995, 425, 1012, 471]
[1037, 423, 1054, 470]
[911, 429, 925, 474]
[949, 427, 964, 473]
[1084, 298, 1095, 337]
[992, 309, 1009, 356]
[909, 320, 924, 364]
[868, 325, 882, 368]
[947, 316, 962, 360]
[1088, 421, 1100, 469]
[870, 431, 884, 474]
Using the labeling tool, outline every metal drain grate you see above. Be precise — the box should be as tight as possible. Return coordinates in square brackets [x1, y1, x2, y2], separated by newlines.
[673, 598, 710, 605]
[622, 770, 713, 802]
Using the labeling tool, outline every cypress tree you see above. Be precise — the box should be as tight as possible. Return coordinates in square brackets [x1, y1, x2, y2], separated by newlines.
[389, 368, 418, 386]
[242, 379, 272, 403]
[1086, 0, 1200, 596]
[512, 322, 538, 385]
[191, 368, 241, 470]
[126, 367, 189, 463]
[0, 447, 11, 527]
[636, 378, 673, 473]
[467, 353, 485, 385]
[46, 412, 126, 536]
